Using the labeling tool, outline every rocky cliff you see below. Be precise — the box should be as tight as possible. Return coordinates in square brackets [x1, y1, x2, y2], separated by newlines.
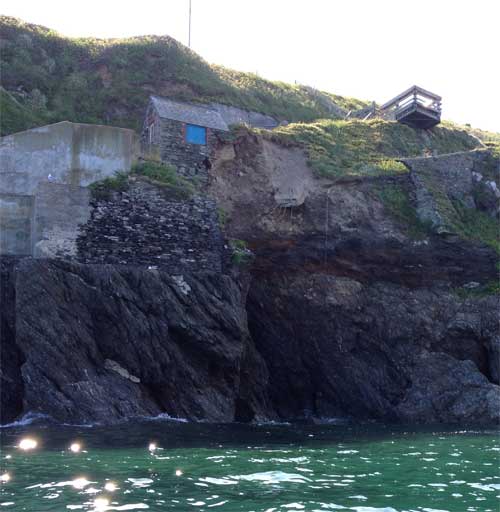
[209, 131, 500, 424]
[1, 129, 499, 426]
[1, 257, 272, 424]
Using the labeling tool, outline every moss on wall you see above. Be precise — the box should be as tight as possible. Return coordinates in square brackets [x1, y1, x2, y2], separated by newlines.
[377, 184, 431, 239]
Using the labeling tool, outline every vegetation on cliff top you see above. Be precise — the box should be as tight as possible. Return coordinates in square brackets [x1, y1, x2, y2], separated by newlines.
[0, 16, 368, 136]
[377, 182, 499, 255]
[132, 160, 195, 198]
[0, 87, 43, 134]
[89, 161, 194, 200]
[261, 118, 482, 178]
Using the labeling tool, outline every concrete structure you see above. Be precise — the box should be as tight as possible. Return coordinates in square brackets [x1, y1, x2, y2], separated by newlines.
[142, 96, 229, 179]
[0, 121, 138, 256]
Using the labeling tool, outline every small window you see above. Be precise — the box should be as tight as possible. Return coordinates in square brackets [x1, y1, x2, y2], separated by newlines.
[185, 124, 207, 145]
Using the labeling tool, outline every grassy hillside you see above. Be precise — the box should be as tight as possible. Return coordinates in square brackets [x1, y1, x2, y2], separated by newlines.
[0, 16, 368, 136]
[0, 87, 43, 134]
[261, 119, 485, 178]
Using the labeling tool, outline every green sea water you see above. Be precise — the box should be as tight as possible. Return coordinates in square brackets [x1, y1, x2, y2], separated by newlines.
[0, 418, 498, 511]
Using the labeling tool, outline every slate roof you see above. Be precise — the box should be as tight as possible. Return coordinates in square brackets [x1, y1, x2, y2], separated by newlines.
[150, 96, 229, 131]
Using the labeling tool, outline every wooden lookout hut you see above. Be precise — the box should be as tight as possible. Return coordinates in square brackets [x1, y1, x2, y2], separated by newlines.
[381, 86, 442, 129]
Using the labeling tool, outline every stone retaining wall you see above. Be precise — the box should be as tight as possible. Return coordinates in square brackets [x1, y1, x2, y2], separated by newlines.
[77, 179, 227, 273]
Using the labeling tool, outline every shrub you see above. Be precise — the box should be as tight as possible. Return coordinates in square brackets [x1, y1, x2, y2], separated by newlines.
[88, 171, 129, 200]
[132, 160, 195, 199]
[454, 280, 500, 299]
[229, 239, 253, 265]
[0, 88, 43, 135]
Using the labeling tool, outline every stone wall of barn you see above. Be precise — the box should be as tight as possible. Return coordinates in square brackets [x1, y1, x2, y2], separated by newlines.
[143, 116, 224, 181]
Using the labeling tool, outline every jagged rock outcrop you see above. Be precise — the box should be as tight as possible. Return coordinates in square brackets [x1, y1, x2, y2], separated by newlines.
[247, 274, 499, 423]
[0, 257, 24, 424]
[1, 258, 272, 424]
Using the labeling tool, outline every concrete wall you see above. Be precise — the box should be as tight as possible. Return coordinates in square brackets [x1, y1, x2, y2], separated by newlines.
[0, 121, 138, 256]
[0, 121, 138, 195]
[33, 183, 91, 258]
[0, 195, 34, 255]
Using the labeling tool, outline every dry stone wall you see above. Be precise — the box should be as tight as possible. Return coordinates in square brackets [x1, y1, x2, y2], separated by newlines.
[77, 179, 227, 273]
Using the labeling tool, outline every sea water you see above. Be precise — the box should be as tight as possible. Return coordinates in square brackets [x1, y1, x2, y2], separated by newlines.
[0, 418, 498, 511]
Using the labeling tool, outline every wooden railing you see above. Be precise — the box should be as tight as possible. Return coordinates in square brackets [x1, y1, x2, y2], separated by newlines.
[381, 85, 442, 119]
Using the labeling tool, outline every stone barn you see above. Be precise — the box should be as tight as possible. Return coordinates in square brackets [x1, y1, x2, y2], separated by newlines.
[142, 96, 229, 177]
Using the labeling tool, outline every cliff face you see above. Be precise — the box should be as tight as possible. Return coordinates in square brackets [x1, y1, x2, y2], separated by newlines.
[209, 132, 500, 424]
[248, 274, 499, 423]
[1, 258, 272, 424]
[1, 132, 499, 426]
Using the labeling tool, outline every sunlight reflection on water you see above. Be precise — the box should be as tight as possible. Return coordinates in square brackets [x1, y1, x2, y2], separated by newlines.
[0, 422, 499, 511]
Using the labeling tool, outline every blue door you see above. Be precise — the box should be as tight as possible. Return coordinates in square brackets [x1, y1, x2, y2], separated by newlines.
[185, 124, 207, 145]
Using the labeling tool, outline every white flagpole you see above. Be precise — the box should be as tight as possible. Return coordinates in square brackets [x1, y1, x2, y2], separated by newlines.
[188, 0, 192, 47]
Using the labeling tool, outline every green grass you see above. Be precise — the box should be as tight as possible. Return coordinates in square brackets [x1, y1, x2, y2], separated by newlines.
[377, 185, 430, 238]
[484, 142, 500, 160]
[454, 280, 500, 299]
[441, 121, 500, 146]
[229, 239, 253, 265]
[217, 207, 228, 227]
[413, 155, 500, 252]
[262, 118, 481, 178]
[0, 88, 42, 136]
[451, 201, 500, 253]
[441, 121, 500, 161]
[0, 16, 371, 136]
[132, 160, 195, 199]
[88, 171, 129, 200]
[89, 162, 195, 200]
[377, 183, 499, 251]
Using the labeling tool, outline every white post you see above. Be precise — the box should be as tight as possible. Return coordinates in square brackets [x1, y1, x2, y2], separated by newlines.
[188, 0, 192, 48]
